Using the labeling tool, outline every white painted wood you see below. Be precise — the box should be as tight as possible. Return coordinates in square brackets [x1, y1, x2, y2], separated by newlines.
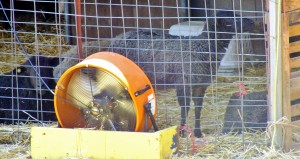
[268, 0, 283, 149]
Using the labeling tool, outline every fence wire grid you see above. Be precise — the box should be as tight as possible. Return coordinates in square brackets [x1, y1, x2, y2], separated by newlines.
[0, 0, 268, 156]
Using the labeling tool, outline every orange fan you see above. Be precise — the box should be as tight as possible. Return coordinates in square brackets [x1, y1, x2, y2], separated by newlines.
[54, 52, 157, 132]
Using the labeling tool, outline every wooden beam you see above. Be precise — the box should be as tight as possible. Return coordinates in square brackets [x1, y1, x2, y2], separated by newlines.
[288, 10, 300, 24]
[289, 24, 300, 37]
[291, 104, 300, 117]
[289, 41, 300, 54]
[282, 12, 292, 151]
[291, 70, 300, 78]
[291, 57, 300, 69]
[283, 0, 300, 151]
[291, 77, 300, 101]
[285, 0, 300, 12]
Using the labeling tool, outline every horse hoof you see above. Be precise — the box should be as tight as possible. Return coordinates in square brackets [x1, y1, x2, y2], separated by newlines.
[179, 129, 185, 137]
[194, 129, 202, 138]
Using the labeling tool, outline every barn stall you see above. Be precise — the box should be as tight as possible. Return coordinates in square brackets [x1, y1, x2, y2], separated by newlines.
[0, 0, 298, 158]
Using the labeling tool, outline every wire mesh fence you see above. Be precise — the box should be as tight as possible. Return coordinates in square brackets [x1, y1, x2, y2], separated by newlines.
[0, 0, 269, 157]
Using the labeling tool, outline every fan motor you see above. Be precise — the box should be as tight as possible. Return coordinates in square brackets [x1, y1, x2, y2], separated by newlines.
[54, 52, 157, 132]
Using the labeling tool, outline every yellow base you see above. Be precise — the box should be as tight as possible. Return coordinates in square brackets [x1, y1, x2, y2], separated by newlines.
[31, 126, 178, 159]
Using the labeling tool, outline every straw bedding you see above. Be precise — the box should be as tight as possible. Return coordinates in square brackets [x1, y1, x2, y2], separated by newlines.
[1, 22, 299, 159]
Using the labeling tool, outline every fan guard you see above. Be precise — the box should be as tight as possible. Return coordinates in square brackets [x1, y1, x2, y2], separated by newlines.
[54, 52, 157, 132]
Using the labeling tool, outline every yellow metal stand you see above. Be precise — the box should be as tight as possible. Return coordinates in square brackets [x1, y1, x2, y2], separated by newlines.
[31, 126, 178, 159]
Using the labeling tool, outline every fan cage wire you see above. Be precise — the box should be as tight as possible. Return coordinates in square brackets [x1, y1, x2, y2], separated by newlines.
[54, 52, 157, 132]
[66, 66, 137, 131]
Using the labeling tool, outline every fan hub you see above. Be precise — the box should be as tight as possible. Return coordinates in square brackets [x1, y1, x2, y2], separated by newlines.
[91, 106, 101, 116]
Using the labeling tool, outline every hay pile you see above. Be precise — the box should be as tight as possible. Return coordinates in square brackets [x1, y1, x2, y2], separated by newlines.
[0, 123, 57, 158]
[171, 117, 300, 158]
[1, 120, 300, 158]
[0, 25, 71, 74]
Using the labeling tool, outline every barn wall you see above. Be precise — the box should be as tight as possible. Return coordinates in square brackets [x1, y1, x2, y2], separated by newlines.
[281, 0, 300, 150]
[70, 0, 183, 42]
[69, 0, 265, 36]
[213, 0, 264, 14]
[68, 0, 266, 60]
[209, 0, 266, 59]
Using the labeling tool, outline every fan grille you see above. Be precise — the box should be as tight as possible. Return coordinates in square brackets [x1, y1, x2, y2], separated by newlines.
[55, 52, 157, 132]
[64, 67, 136, 131]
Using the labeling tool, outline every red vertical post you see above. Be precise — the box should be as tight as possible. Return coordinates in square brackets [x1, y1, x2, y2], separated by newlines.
[75, 0, 83, 60]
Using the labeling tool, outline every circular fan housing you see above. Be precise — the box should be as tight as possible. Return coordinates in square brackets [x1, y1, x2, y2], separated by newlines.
[54, 52, 157, 132]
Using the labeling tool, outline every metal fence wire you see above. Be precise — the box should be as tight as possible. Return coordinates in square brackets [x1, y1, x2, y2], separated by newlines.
[0, 0, 268, 154]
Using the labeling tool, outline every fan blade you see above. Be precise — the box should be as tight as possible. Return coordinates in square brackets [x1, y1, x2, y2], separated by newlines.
[110, 97, 136, 131]
[66, 68, 100, 108]
[65, 67, 137, 131]
[88, 89, 136, 131]
[94, 69, 126, 96]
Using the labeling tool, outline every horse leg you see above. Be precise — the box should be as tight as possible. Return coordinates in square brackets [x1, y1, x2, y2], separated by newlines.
[192, 85, 208, 138]
[176, 84, 191, 137]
